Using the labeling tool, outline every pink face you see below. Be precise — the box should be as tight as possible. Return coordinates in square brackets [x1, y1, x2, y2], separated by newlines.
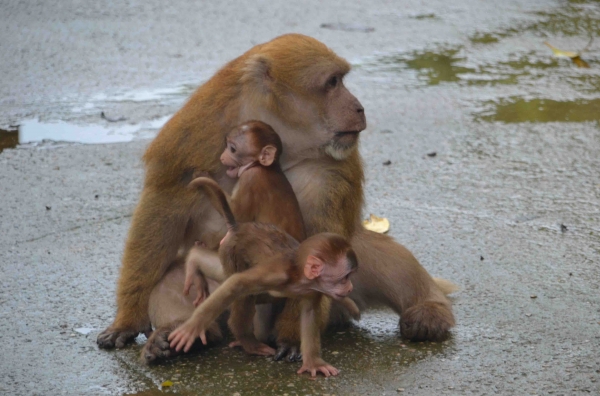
[312, 256, 355, 300]
[220, 133, 257, 178]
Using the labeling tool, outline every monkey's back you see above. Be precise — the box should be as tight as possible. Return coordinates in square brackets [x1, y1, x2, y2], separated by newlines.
[219, 222, 300, 276]
[233, 166, 306, 242]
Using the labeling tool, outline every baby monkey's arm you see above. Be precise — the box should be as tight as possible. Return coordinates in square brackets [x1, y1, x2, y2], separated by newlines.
[169, 262, 288, 352]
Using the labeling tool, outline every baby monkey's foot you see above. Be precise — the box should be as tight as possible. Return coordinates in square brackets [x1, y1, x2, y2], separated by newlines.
[229, 339, 275, 356]
[297, 358, 339, 377]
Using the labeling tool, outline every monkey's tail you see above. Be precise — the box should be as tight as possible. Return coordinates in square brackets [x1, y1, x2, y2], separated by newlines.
[189, 177, 237, 228]
[432, 277, 459, 295]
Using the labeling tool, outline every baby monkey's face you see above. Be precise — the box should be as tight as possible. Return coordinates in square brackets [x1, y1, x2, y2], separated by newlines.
[220, 132, 258, 178]
[311, 255, 356, 300]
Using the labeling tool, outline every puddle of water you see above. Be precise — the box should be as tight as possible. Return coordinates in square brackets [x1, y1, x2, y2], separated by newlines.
[0, 116, 170, 153]
[469, 0, 600, 43]
[374, 48, 475, 85]
[477, 98, 600, 123]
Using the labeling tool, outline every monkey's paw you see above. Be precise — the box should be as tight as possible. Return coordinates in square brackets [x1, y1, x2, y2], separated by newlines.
[274, 342, 302, 362]
[141, 327, 180, 364]
[97, 326, 141, 349]
[297, 358, 339, 377]
[229, 339, 275, 356]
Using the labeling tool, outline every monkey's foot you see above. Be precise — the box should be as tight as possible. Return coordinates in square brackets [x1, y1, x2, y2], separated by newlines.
[399, 301, 455, 342]
[142, 326, 182, 364]
[97, 325, 144, 349]
[229, 339, 275, 356]
[297, 358, 339, 377]
[274, 342, 302, 362]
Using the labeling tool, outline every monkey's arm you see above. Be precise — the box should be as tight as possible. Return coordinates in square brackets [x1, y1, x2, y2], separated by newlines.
[169, 263, 288, 352]
[297, 295, 339, 377]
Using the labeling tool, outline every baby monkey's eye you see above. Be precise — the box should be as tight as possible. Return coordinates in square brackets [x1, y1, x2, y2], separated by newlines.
[229, 145, 236, 153]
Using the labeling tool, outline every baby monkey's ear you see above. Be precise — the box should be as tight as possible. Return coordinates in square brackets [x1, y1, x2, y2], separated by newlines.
[259, 145, 277, 167]
[304, 255, 324, 280]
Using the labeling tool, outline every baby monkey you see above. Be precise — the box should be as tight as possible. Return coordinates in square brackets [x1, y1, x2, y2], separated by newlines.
[169, 219, 357, 377]
[183, 120, 306, 305]
[171, 121, 359, 376]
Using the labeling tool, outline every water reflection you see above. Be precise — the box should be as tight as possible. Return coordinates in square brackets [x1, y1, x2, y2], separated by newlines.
[0, 116, 170, 153]
[478, 98, 600, 123]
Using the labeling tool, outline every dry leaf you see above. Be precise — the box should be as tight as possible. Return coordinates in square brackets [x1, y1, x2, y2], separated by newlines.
[161, 380, 173, 387]
[544, 41, 590, 68]
[363, 214, 390, 234]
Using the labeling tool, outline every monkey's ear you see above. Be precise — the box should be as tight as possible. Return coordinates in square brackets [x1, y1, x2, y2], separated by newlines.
[242, 54, 274, 92]
[259, 145, 277, 167]
[304, 255, 324, 280]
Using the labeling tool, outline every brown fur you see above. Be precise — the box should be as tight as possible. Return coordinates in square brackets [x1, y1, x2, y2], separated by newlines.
[169, 225, 356, 376]
[97, 34, 454, 355]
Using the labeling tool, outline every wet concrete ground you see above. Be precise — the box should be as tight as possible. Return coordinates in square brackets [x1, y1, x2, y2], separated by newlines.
[1, 0, 599, 394]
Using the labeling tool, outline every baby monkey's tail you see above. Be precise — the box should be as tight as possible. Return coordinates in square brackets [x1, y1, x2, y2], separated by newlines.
[189, 177, 237, 228]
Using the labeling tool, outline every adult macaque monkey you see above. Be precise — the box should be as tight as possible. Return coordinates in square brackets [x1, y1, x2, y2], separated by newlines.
[97, 34, 456, 361]
[170, 181, 358, 377]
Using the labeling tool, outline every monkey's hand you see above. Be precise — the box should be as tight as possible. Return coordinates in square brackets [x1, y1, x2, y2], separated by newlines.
[168, 320, 207, 353]
[297, 358, 339, 378]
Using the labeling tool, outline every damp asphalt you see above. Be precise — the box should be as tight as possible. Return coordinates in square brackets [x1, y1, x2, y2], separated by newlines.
[1, 0, 599, 395]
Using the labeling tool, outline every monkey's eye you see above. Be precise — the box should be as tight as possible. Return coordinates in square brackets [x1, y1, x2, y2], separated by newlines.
[229, 145, 236, 154]
[326, 75, 339, 88]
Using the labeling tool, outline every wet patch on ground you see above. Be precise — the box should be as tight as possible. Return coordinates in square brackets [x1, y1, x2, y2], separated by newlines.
[476, 97, 600, 123]
[116, 310, 454, 395]
[0, 116, 170, 153]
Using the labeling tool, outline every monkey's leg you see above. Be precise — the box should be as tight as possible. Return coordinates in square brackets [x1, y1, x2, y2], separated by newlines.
[350, 229, 455, 342]
[186, 246, 226, 282]
[97, 188, 194, 349]
[142, 262, 223, 364]
[229, 297, 275, 356]
[275, 297, 330, 362]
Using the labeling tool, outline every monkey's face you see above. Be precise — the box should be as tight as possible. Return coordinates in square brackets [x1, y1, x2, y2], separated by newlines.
[220, 133, 259, 178]
[312, 257, 355, 300]
[240, 35, 366, 163]
[277, 70, 367, 162]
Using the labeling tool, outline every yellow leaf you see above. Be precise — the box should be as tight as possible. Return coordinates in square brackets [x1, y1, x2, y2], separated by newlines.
[544, 41, 590, 68]
[161, 380, 173, 387]
[363, 214, 390, 234]
[544, 41, 578, 58]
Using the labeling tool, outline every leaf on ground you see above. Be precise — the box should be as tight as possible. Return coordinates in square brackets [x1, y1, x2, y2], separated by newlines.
[363, 214, 390, 234]
[161, 380, 173, 387]
[544, 41, 590, 68]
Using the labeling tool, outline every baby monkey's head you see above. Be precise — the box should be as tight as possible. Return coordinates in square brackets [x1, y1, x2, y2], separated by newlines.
[220, 120, 283, 178]
[297, 233, 358, 300]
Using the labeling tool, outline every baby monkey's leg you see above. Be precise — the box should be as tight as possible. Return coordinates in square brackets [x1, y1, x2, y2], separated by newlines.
[184, 245, 226, 305]
[228, 296, 276, 356]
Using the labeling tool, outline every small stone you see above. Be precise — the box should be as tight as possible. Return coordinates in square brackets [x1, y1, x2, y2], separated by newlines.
[397, 388, 405, 392]
[45, 205, 51, 210]
[427, 152, 437, 157]
[530, 295, 537, 299]
[560, 224, 568, 232]
[525, 313, 532, 317]
[383, 160, 392, 166]
[480, 256, 484, 261]
[332, 351, 339, 355]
